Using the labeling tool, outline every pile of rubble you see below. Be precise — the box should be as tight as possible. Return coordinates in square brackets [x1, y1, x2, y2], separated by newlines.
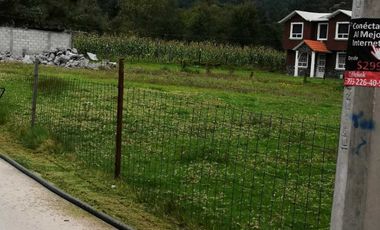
[0, 48, 116, 69]
[0, 52, 19, 62]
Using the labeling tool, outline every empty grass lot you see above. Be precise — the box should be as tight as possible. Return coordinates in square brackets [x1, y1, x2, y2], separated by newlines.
[0, 62, 343, 229]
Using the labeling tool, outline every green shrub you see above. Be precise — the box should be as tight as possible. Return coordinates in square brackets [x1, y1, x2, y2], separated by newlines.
[36, 77, 69, 96]
[0, 103, 9, 125]
[20, 126, 49, 149]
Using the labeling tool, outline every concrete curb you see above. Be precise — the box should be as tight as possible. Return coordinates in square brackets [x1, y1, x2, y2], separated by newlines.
[0, 153, 134, 230]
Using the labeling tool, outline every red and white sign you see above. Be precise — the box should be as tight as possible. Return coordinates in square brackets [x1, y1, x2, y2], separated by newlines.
[345, 71, 380, 87]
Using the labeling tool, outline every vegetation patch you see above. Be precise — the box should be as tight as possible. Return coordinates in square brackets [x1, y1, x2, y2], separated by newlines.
[36, 77, 70, 96]
[0, 101, 9, 125]
[74, 34, 286, 72]
[0, 62, 343, 229]
[0, 129, 183, 230]
[20, 126, 50, 150]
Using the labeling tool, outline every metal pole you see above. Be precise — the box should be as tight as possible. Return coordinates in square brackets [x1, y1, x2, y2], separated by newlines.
[198, 49, 201, 65]
[115, 58, 125, 179]
[331, 1, 380, 230]
[31, 61, 39, 127]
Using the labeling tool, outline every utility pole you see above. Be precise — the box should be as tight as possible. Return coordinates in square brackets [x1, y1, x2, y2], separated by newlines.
[331, 1, 380, 230]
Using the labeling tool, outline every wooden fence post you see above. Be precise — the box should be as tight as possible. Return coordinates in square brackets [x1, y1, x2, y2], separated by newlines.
[115, 58, 125, 179]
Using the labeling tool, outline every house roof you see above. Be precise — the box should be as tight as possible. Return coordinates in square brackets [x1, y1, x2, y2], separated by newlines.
[327, 9, 352, 19]
[278, 11, 330, 23]
[292, 40, 331, 53]
[278, 9, 352, 23]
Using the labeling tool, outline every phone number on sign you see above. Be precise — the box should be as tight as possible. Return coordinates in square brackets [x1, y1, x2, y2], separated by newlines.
[345, 77, 380, 87]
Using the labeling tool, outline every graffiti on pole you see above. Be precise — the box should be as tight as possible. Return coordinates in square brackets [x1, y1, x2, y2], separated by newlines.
[350, 111, 375, 155]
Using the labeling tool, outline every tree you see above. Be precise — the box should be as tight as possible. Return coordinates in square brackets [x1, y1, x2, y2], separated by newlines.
[0, 0, 47, 28]
[226, 2, 258, 45]
[0, 0, 355, 49]
[0, 0, 107, 32]
[181, 1, 228, 41]
[111, 0, 183, 39]
[97, 0, 120, 18]
[67, 0, 108, 32]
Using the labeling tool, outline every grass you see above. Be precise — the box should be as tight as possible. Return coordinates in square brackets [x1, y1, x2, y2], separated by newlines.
[0, 62, 343, 229]
[0, 62, 343, 123]
[20, 126, 49, 149]
[0, 129, 184, 230]
[0, 102, 9, 124]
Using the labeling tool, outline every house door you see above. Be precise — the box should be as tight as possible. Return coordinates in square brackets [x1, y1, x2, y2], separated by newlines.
[316, 54, 326, 78]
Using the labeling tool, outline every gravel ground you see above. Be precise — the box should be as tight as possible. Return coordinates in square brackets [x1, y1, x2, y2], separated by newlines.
[0, 158, 115, 230]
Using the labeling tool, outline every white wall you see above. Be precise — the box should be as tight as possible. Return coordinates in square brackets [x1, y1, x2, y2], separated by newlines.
[0, 27, 72, 55]
[0, 28, 11, 53]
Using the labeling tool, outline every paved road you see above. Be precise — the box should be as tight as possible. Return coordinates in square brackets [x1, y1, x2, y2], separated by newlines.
[0, 158, 115, 230]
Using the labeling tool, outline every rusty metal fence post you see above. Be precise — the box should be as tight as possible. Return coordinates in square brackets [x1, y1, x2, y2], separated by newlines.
[0, 88, 5, 99]
[31, 61, 39, 127]
[115, 58, 125, 179]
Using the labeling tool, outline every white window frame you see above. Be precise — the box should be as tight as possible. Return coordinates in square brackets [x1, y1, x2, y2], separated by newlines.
[298, 52, 309, 68]
[335, 52, 346, 70]
[317, 23, 329, 41]
[290, 22, 304, 40]
[335, 22, 350, 40]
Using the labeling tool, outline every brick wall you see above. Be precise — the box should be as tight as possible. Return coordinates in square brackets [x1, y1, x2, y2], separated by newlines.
[0, 27, 72, 56]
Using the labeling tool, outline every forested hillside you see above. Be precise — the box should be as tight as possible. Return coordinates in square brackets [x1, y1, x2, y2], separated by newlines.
[0, 0, 352, 49]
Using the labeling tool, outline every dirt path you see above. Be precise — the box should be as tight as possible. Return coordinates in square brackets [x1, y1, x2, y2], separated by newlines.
[0, 158, 115, 230]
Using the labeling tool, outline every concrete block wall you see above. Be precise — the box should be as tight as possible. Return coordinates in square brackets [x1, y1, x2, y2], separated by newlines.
[50, 32, 71, 49]
[0, 27, 72, 56]
[0, 28, 11, 52]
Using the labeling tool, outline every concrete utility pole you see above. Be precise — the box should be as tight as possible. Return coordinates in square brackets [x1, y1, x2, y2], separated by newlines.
[331, 1, 380, 230]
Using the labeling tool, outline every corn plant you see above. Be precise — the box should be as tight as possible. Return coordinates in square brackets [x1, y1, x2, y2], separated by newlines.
[74, 33, 286, 72]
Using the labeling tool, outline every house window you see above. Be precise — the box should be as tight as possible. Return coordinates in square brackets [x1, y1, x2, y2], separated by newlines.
[298, 52, 308, 68]
[335, 22, 350, 40]
[336, 52, 346, 70]
[290, 22, 304, 39]
[318, 23, 328, 40]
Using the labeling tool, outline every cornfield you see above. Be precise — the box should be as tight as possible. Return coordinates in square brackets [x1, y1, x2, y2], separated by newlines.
[74, 34, 286, 72]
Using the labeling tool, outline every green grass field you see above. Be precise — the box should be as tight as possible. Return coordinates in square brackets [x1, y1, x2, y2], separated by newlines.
[0, 62, 343, 120]
[0, 62, 343, 229]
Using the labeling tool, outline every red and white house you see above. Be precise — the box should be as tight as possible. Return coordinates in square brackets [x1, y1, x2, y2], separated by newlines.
[278, 9, 352, 78]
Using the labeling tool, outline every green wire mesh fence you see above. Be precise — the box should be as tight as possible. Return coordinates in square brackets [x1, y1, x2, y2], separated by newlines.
[121, 88, 339, 229]
[1, 73, 339, 229]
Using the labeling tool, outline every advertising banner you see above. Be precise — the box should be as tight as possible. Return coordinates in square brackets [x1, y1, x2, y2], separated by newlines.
[344, 18, 380, 87]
